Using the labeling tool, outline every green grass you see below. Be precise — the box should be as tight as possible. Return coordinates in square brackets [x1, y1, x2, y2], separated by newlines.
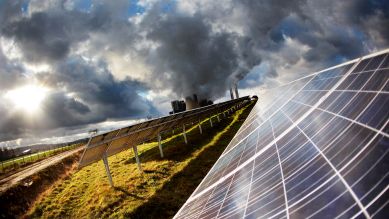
[0, 144, 82, 174]
[28, 101, 255, 219]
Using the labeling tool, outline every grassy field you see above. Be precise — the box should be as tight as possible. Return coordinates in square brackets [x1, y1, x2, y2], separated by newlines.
[28, 101, 255, 218]
[0, 144, 81, 174]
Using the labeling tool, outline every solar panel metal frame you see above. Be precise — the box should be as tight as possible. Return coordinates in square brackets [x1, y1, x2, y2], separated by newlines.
[78, 97, 250, 169]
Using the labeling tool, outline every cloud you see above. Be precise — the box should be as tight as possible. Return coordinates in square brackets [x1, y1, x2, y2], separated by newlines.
[0, 0, 388, 145]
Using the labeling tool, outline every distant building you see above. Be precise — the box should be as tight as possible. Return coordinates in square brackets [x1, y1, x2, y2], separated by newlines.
[170, 100, 186, 114]
[185, 94, 200, 110]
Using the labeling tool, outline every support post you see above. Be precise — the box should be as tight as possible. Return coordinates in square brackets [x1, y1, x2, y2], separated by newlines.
[102, 154, 114, 187]
[217, 115, 220, 122]
[198, 122, 203, 134]
[182, 125, 188, 144]
[210, 117, 213, 127]
[157, 134, 164, 158]
[132, 146, 143, 172]
[223, 112, 226, 118]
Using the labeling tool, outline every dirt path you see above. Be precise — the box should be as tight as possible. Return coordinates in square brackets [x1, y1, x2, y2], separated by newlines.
[0, 147, 84, 194]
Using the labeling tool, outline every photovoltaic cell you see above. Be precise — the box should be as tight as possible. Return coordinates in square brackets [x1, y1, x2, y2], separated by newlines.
[174, 49, 389, 219]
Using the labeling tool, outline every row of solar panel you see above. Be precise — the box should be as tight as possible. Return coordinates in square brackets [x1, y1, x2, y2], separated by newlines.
[78, 96, 251, 168]
[175, 49, 388, 218]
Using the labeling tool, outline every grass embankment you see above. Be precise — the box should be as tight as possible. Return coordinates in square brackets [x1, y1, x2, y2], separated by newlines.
[28, 101, 255, 218]
[0, 150, 82, 219]
[0, 144, 82, 175]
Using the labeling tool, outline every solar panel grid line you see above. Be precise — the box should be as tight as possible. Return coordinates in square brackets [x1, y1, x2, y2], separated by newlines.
[195, 180, 219, 219]
[354, 80, 388, 121]
[212, 166, 240, 218]
[280, 109, 371, 219]
[333, 153, 389, 218]
[226, 75, 326, 154]
[188, 136, 244, 198]
[353, 186, 389, 219]
[234, 107, 259, 135]
[241, 130, 261, 218]
[219, 76, 317, 158]
[364, 186, 389, 218]
[288, 133, 384, 217]
[270, 56, 356, 89]
[213, 134, 252, 218]
[280, 115, 382, 186]
[194, 123, 310, 209]
[230, 81, 308, 139]
[285, 48, 389, 91]
[183, 59, 362, 204]
[291, 99, 389, 138]
[270, 121, 290, 219]
[300, 89, 389, 94]
[104, 127, 123, 157]
[280, 124, 354, 186]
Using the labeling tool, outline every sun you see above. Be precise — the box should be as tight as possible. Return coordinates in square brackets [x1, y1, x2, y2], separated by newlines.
[5, 85, 48, 113]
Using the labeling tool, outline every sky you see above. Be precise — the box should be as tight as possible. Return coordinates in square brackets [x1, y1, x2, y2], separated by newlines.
[0, 0, 388, 148]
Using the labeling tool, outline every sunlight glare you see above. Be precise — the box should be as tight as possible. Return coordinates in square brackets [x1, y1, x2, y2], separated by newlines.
[5, 85, 48, 113]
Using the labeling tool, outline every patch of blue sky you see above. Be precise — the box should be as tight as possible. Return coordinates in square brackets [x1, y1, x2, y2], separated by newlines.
[239, 63, 270, 89]
[74, 0, 92, 13]
[270, 15, 308, 43]
[161, 0, 176, 13]
[21, 0, 29, 14]
[128, 0, 145, 17]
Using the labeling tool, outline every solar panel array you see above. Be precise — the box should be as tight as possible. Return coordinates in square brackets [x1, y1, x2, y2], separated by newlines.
[78, 97, 250, 169]
[174, 49, 389, 219]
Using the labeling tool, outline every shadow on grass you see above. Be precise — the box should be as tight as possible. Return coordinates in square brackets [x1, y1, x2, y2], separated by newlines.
[113, 186, 144, 200]
[125, 104, 254, 219]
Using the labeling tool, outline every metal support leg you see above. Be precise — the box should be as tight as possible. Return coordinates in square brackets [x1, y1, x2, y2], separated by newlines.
[223, 112, 226, 118]
[183, 125, 188, 144]
[102, 155, 114, 187]
[210, 117, 213, 127]
[217, 115, 220, 122]
[199, 122, 203, 134]
[132, 146, 143, 172]
[158, 134, 164, 158]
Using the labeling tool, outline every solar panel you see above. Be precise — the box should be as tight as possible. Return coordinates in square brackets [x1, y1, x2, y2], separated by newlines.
[78, 97, 250, 186]
[174, 49, 389, 219]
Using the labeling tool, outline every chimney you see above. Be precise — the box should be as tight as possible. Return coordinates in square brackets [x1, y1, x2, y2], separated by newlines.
[234, 83, 239, 99]
[185, 94, 200, 110]
[230, 86, 234, 100]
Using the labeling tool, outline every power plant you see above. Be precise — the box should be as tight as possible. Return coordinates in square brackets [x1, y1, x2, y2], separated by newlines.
[170, 93, 217, 114]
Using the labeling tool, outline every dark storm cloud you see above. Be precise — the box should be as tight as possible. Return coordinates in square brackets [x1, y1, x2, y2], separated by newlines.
[0, 48, 26, 91]
[0, 5, 120, 62]
[145, 13, 245, 98]
[38, 57, 158, 126]
[0, 0, 388, 143]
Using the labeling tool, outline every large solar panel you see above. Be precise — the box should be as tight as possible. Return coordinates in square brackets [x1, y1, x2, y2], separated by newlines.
[174, 49, 389, 219]
[78, 97, 249, 169]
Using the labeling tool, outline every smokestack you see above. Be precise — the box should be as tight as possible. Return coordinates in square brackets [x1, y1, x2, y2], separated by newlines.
[234, 83, 239, 99]
[230, 86, 234, 100]
[185, 94, 200, 110]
